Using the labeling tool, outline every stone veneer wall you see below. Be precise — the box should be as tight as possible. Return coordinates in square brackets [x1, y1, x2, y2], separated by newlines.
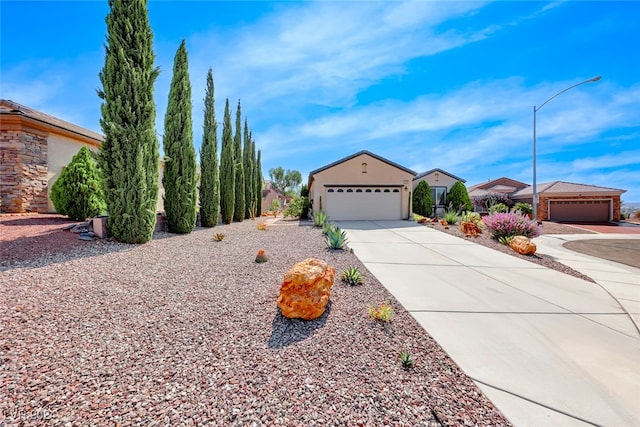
[0, 129, 49, 213]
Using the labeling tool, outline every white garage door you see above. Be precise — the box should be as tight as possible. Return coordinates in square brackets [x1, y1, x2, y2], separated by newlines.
[325, 187, 402, 220]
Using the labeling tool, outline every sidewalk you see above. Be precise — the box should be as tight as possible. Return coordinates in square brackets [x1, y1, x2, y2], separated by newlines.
[337, 220, 640, 426]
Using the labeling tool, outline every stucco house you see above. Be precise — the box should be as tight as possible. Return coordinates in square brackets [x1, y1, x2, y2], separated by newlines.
[308, 151, 416, 220]
[261, 180, 287, 213]
[468, 177, 528, 199]
[413, 168, 467, 216]
[0, 99, 103, 213]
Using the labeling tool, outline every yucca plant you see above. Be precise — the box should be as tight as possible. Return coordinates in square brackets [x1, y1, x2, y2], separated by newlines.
[313, 211, 328, 227]
[325, 226, 348, 250]
[398, 350, 416, 369]
[322, 221, 335, 236]
[213, 233, 225, 241]
[340, 266, 363, 286]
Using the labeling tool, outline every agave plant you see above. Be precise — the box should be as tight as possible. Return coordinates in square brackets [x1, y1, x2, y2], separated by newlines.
[340, 266, 363, 286]
[322, 221, 335, 236]
[325, 226, 348, 250]
[398, 350, 416, 369]
[213, 232, 225, 241]
[313, 211, 328, 227]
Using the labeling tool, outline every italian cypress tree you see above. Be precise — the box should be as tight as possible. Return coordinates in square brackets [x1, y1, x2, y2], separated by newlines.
[255, 148, 263, 215]
[413, 180, 434, 217]
[233, 100, 245, 222]
[243, 119, 254, 219]
[98, 0, 159, 244]
[162, 40, 197, 233]
[219, 98, 235, 223]
[446, 181, 473, 212]
[199, 68, 220, 227]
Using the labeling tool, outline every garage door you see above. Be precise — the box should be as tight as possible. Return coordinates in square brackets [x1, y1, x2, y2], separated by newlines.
[549, 200, 610, 222]
[325, 187, 402, 220]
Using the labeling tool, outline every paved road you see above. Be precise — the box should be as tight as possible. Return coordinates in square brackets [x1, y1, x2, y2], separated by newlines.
[337, 220, 640, 427]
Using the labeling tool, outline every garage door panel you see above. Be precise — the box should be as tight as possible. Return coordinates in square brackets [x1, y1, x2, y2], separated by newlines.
[326, 189, 401, 220]
[549, 200, 610, 222]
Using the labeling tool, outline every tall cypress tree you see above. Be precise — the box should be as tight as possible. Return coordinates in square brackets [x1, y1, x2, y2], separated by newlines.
[220, 98, 235, 223]
[233, 100, 245, 222]
[98, 0, 159, 244]
[255, 148, 263, 215]
[162, 40, 197, 233]
[243, 119, 253, 219]
[199, 68, 219, 227]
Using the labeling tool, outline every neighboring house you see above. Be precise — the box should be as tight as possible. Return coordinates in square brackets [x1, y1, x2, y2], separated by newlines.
[412, 168, 466, 216]
[510, 181, 625, 222]
[261, 180, 287, 213]
[467, 177, 528, 199]
[0, 99, 103, 213]
[308, 150, 416, 220]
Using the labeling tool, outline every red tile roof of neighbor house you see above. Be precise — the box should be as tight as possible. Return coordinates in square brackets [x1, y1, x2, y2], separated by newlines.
[510, 181, 626, 197]
[0, 99, 103, 143]
[468, 177, 529, 192]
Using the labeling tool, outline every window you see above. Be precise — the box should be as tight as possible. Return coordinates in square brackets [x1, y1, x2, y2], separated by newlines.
[337, 189, 344, 193]
[328, 189, 335, 193]
[356, 189, 362, 192]
[392, 189, 399, 193]
[383, 189, 390, 192]
[346, 189, 353, 192]
[365, 189, 372, 192]
[374, 189, 381, 193]
[362, 162, 368, 173]
[431, 187, 447, 206]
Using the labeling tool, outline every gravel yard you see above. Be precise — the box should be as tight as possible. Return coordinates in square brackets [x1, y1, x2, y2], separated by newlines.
[0, 217, 509, 426]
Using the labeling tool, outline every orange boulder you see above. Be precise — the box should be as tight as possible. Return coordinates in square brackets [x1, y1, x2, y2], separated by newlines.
[460, 221, 482, 237]
[509, 236, 537, 255]
[277, 258, 335, 320]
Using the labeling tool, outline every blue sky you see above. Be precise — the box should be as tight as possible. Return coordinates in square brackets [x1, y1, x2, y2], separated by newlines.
[2, 1, 639, 202]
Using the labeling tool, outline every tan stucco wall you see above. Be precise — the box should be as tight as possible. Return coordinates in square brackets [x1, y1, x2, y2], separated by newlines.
[47, 133, 101, 213]
[412, 172, 458, 191]
[310, 153, 414, 219]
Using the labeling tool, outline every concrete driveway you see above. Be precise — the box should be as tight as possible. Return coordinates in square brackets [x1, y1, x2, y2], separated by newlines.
[336, 220, 640, 427]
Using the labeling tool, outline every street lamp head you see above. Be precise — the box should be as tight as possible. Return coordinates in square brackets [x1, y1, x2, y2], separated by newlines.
[589, 75, 602, 82]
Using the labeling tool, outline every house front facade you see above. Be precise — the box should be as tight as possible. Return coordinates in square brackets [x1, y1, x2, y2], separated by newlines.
[308, 151, 416, 221]
[413, 168, 467, 216]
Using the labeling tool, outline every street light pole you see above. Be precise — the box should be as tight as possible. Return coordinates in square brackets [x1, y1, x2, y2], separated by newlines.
[532, 75, 601, 221]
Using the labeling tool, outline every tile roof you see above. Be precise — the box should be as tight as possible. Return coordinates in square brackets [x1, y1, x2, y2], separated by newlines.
[0, 99, 103, 142]
[413, 168, 466, 183]
[511, 181, 626, 197]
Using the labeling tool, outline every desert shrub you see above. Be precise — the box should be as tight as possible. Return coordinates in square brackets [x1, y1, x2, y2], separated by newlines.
[513, 202, 532, 215]
[473, 192, 513, 211]
[50, 147, 106, 221]
[369, 303, 394, 322]
[443, 210, 460, 225]
[483, 212, 540, 240]
[461, 211, 482, 225]
[269, 199, 281, 212]
[413, 181, 433, 217]
[446, 181, 472, 212]
[489, 203, 508, 214]
[340, 266, 363, 286]
[283, 196, 310, 219]
[398, 350, 416, 369]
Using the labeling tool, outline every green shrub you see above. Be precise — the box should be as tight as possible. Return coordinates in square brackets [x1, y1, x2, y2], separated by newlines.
[461, 211, 482, 225]
[445, 181, 472, 212]
[369, 303, 394, 322]
[398, 350, 416, 369]
[489, 203, 508, 214]
[283, 196, 310, 218]
[513, 202, 532, 215]
[413, 181, 433, 217]
[325, 226, 348, 250]
[50, 147, 106, 221]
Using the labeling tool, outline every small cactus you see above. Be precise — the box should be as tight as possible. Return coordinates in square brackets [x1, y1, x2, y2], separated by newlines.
[213, 233, 225, 241]
[369, 302, 394, 322]
[255, 249, 268, 263]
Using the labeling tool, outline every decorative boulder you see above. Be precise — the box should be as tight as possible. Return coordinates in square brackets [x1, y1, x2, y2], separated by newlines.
[277, 258, 335, 320]
[509, 236, 537, 255]
[460, 221, 482, 237]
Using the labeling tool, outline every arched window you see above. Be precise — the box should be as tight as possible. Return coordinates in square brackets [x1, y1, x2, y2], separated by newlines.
[374, 189, 381, 193]
[328, 189, 335, 193]
[393, 189, 399, 193]
[337, 189, 344, 193]
[383, 189, 390, 192]
[356, 189, 363, 192]
[361, 162, 368, 173]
